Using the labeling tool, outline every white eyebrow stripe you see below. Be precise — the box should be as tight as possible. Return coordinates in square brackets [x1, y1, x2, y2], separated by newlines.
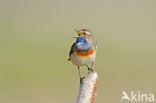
[85, 31, 90, 35]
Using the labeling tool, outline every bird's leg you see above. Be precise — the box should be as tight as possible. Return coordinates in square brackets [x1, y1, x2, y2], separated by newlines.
[78, 66, 81, 78]
[86, 65, 93, 72]
[86, 65, 91, 70]
[91, 62, 95, 70]
[88, 62, 94, 72]
[78, 66, 83, 83]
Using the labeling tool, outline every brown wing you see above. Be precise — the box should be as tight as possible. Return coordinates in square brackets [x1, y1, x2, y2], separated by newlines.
[68, 43, 76, 61]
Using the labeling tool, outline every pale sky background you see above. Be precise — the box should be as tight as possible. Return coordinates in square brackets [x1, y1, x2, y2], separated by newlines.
[0, 0, 156, 103]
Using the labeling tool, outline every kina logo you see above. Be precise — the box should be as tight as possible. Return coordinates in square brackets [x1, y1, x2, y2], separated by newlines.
[121, 91, 155, 102]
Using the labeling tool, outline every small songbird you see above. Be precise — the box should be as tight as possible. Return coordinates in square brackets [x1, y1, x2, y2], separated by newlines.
[68, 29, 97, 80]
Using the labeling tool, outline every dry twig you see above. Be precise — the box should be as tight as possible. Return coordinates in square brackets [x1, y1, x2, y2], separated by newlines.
[76, 70, 98, 103]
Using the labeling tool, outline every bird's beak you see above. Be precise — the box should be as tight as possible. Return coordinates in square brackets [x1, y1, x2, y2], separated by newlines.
[73, 36, 79, 38]
[74, 29, 78, 32]
[74, 29, 82, 36]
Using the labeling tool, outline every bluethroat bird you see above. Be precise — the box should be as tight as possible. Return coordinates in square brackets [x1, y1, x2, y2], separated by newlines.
[68, 29, 97, 80]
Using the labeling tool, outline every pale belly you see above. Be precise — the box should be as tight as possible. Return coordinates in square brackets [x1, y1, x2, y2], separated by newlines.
[70, 51, 96, 66]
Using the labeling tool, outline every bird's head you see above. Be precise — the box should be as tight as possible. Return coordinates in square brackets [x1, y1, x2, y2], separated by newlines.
[74, 29, 93, 44]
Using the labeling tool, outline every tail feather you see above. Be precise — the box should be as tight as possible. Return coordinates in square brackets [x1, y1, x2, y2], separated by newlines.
[95, 40, 98, 50]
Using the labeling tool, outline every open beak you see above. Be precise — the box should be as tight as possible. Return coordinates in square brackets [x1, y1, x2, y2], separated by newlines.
[74, 29, 82, 36]
[74, 29, 78, 32]
[73, 36, 79, 38]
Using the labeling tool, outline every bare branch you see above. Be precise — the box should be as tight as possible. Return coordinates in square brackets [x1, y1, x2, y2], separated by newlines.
[76, 70, 98, 103]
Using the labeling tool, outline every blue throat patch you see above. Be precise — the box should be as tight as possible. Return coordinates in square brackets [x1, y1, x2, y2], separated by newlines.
[75, 36, 91, 52]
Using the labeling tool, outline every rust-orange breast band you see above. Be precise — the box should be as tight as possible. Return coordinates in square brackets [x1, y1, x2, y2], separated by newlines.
[76, 47, 94, 57]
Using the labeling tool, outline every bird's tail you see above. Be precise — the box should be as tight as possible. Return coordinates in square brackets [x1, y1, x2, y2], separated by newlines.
[95, 40, 98, 50]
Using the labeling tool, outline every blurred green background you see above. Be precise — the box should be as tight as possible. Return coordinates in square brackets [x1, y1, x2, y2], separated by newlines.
[0, 0, 156, 103]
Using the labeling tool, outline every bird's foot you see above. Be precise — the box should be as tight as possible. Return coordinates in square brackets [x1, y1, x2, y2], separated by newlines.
[88, 68, 94, 72]
[80, 77, 85, 84]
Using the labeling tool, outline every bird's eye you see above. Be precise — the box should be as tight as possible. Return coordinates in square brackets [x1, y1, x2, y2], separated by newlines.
[83, 32, 86, 35]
